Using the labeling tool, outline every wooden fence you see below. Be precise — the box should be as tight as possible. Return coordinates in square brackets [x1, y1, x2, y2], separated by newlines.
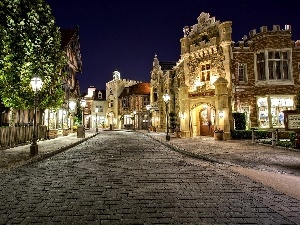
[0, 126, 47, 149]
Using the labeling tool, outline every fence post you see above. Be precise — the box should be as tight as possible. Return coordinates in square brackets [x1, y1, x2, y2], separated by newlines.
[275, 129, 279, 142]
[272, 130, 276, 147]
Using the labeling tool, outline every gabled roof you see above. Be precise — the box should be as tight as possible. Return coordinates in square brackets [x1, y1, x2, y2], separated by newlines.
[119, 82, 150, 98]
[159, 61, 176, 71]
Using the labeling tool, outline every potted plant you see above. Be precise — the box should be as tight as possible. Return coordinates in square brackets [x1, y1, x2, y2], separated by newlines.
[214, 128, 224, 140]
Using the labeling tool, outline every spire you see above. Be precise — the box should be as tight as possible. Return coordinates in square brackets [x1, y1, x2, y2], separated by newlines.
[112, 70, 120, 80]
[153, 54, 159, 68]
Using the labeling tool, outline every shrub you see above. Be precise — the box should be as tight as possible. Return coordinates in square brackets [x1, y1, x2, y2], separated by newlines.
[233, 112, 246, 130]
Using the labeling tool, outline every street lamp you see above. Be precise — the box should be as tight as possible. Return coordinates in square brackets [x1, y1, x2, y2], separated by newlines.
[30, 75, 43, 156]
[146, 105, 151, 133]
[163, 92, 170, 141]
[133, 110, 136, 130]
[80, 99, 86, 126]
[95, 107, 98, 132]
[68, 100, 76, 132]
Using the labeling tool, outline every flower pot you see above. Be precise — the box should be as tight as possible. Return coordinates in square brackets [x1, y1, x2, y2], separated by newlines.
[214, 132, 223, 140]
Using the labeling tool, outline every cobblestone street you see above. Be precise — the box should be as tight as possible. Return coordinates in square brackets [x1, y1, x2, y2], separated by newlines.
[0, 130, 300, 224]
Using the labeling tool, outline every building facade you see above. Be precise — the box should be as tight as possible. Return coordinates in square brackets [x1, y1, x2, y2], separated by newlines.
[106, 70, 141, 129]
[232, 25, 300, 130]
[150, 55, 176, 131]
[118, 82, 150, 130]
[82, 86, 106, 129]
[150, 12, 300, 140]
[44, 26, 83, 137]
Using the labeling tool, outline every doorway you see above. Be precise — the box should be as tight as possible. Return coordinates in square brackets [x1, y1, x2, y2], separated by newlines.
[199, 106, 215, 136]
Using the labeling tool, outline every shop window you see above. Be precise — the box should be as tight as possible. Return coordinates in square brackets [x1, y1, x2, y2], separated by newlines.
[257, 96, 294, 128]
[257, 97, 269, 128]
[270, 97, 293, 127]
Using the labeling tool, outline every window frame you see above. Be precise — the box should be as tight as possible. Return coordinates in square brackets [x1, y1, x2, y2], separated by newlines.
[255, 49, 293, 86]
[238, 63, 248, 83]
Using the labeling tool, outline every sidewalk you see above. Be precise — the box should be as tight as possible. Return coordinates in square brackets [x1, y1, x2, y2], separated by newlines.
[0, 129, 97, 174]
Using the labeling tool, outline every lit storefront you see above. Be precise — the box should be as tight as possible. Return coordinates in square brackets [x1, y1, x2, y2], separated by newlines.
[257, 96, 294, 128]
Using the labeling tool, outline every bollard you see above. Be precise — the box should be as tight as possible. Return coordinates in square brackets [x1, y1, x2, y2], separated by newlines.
[272, 130, 276, 147]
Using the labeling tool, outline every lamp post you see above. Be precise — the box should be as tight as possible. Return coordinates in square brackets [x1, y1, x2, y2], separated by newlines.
[80, 99, 86, 126]
[69, 100, 76, 132]
[163, 93, 170, 141]
[146, 105, 151, 133]
[30, 75, 43, 156]
[95, 107, 98, 132]
[133, 110, 136, 130]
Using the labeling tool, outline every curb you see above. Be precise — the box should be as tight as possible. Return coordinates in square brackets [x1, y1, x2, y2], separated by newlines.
[140, 131, 223, 164]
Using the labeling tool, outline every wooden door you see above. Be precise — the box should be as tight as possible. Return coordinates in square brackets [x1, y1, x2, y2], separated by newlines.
[200, 107, 214, 136]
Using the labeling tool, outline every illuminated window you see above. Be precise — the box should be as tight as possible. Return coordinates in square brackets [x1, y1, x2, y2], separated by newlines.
[257, 96, 294, 128]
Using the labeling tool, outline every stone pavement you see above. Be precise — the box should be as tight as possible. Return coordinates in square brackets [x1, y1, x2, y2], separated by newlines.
[1, 130, 300, 225]
[0, 129, 97, 174]
[139, 130, 300, 201]
[1, 128, 300, 202]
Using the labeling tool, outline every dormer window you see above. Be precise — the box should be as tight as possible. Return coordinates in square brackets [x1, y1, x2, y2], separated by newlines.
[98, 92, 102, 99]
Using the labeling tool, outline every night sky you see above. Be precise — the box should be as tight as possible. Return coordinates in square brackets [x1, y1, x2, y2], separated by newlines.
[45, 0, 300, 92]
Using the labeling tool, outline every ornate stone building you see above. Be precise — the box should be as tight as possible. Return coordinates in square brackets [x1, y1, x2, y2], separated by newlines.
[175, 12, 232, 139]
[150, 12, 300, 140]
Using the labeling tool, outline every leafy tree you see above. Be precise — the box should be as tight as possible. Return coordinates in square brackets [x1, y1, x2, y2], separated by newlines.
[0, 0, 66, 110]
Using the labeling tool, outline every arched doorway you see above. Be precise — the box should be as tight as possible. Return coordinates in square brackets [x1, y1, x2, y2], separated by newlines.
[191, 102, 215, 137]
[199, 106, 215, 136]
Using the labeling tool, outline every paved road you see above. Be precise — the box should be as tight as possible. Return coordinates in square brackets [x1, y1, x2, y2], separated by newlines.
[0, 130, 300, 225]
